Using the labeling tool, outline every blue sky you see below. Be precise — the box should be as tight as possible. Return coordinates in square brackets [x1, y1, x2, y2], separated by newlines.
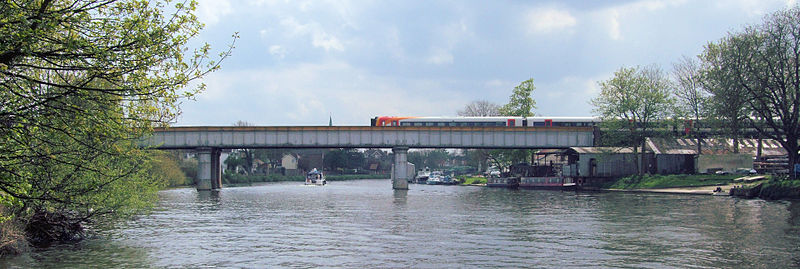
[176, 0, 797, 126]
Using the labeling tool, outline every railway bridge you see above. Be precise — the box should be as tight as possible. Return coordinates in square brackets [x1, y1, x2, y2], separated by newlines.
[142, 126, 595, 190]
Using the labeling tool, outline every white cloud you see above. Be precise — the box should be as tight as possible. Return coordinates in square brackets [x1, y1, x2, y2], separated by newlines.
[280, 17, 345, 52]
[269, 45, 287, 59]
[608, 10, 621, 40]
[593, 0, 687, 41]
[427, 48, 454, 65]
[311, 32, 344, 52]
[718, 0, 792, 17]
[525, 8, 577, 34]
[196, 0, 233, 26]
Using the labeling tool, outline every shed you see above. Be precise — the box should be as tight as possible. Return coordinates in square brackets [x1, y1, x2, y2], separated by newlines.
[564, 147, 641, 179]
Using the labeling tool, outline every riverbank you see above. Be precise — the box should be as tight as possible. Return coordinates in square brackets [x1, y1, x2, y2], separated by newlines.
[598, 174, 800, 200]
[222, 173, 390, 186]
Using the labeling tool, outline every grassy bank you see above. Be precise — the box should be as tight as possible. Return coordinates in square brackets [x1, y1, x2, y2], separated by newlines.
[222, 172, 389, 185]
[457, 176, 487, 185]
[745, 178, 800, 200]
[603, 174, 743, 189]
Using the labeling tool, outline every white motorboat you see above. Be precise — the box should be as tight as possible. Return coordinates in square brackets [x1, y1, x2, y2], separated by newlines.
[305, 168, 326, 185]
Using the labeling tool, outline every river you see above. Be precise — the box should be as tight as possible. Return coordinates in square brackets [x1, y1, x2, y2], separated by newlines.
[2, 179, 799, 268]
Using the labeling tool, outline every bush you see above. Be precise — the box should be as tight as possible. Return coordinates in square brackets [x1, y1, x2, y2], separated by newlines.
[758, 179, 800, 200]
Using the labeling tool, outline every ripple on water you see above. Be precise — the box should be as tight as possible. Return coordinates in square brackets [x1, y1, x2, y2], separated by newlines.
[2, 180, 799, 268]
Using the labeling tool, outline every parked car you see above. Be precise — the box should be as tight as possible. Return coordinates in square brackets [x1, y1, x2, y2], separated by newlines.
[734, 168, 758, 175]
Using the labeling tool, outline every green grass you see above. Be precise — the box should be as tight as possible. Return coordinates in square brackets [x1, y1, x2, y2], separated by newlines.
[458, 176, 487, 185]
[603, 174, 744, 189]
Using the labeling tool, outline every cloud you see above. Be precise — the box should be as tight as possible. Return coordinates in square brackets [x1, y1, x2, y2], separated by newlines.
[269, 45, 287, 59]
[180, 61, 470, 125]
[196, 0, 233, 26]
[608, 10, 621, 40]
[718, 0, 793, 16]
[592, 0, 687, 41]
[427, 47, 454, 65]
[279, 17, 345, 52]
[525, 8, 577, 34]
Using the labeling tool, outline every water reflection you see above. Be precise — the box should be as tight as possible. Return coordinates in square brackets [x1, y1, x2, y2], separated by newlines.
[392, 189, 408, 207]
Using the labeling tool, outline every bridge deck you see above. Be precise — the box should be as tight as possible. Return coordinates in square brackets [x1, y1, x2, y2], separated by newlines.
[144, 126, 595, 149]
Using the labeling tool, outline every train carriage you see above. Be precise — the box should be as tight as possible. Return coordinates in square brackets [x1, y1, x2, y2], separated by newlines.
[371, 116, 601, 128]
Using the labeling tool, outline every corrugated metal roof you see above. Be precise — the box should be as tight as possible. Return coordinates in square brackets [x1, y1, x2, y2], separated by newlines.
[646, 137, 787, 156]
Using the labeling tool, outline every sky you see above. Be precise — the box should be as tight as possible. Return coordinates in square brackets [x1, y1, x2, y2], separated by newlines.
[175, 0, 798, 126]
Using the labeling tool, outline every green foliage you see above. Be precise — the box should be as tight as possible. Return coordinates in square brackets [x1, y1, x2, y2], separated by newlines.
[0, 0, 233, 241]
[324, 149, 365, 171]
[591, 65, 674, 173]
[604, 174, 739, 189]
[148, 151, 190, 187]
[458, 176, 487, 185]
[407, 149, 450, 169]
[499, 78, 536, 117]
[699, 6, 800, 168]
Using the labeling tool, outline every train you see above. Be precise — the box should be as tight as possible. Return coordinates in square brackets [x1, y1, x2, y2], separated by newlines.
[370, 116, 601, 128]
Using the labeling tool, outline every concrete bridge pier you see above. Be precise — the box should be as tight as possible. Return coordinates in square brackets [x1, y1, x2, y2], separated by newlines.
[196, 147, 222, 191]
[392, 147, 409, 190]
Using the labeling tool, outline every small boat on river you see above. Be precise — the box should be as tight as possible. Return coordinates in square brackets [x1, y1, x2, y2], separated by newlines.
[305, 168, 326, 186]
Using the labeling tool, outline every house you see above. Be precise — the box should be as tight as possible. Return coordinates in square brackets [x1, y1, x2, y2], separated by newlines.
[281, 153, 299, 170]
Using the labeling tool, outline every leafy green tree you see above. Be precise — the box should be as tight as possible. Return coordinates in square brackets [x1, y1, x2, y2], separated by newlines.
[149, 151, 190, 187]
[700, 40, 751, 153]
[591, 65, 674, 174]
[499, 78, 536, 117]
[0, 0, 232, 246]
[702, 7, 800, 175]
[497, 78, 538, 165]
[324, 149, 365, 171]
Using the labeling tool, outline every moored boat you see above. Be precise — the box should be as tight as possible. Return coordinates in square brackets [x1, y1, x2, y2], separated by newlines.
[426, 171, 443, 185]
[512, 163, 575, 190]
[415, 167, 431, 184]
[486, 176, 519, 188]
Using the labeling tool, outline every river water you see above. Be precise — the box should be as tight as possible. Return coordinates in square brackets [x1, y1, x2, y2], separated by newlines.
[2, 179, 799, 268]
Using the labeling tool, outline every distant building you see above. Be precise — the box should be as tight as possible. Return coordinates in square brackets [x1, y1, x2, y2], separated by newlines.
[281, 153, 299, 170]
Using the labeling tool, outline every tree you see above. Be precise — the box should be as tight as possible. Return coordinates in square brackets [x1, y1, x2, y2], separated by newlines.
[591, 65, 674, 174]
[495, 79, 538, 166]
[0, 0, 233, 246]
[458, 100, 500, 117]
[705, 7, 800, 177]
[499, 78, 536, 117]
[456, 100, 501, 172]
[672, 55, 709, 156]
[700, 40, 751, 153]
